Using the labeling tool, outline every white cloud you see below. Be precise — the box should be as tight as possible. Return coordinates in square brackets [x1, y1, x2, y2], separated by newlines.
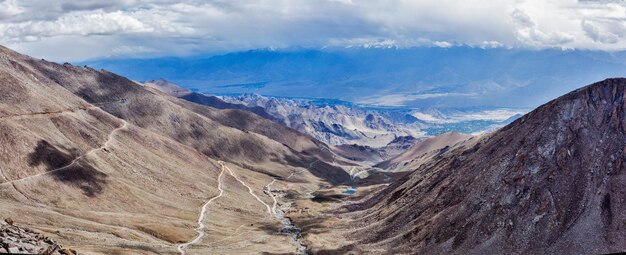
[480, 41, 504, 48]
[511, 8, 574, 47]
[359, 93, 477, 107]
[0, 0, 24, 19]
[433, 41, 453, 48]
[3, 0, 626, 61]
[111, 45, 156, 55]
[581, 20, 619, 44]
[411, 109, 528, 124]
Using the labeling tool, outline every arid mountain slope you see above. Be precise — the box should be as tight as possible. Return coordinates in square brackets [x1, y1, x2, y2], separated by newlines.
[351, 78, 626, 254]
[0, 45, 349, 254]
[144, 79, 192, 97]
[375, 132, 472, 172]
[22, 52, 344, 181]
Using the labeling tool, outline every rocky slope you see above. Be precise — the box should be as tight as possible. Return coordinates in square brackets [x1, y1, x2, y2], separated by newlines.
[349, 78, 626, 254]
[0, 218, 74, 254]
[0, 45, 351, 254]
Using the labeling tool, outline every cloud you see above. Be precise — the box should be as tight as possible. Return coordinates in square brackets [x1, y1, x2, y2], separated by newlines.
[581, 20, 619, 43]
[411, 109, 528, 124]
[359, 93, 477, 107]
[433, 41, 453, 48]
[0, 0, 24, 20]
[511, 8, 574, 47]
[3, 0, 626, 61]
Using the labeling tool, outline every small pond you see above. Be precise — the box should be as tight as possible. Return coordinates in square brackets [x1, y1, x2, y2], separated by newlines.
[342, 186, 357, 195]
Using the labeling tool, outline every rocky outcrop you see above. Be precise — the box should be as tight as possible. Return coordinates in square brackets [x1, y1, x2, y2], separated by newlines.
[0, 219, 76, 254]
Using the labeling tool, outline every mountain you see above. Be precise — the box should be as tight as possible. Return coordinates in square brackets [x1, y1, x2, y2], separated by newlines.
[144, 79, 519, 152]
[346, 78, 626, 254]
[143, 79, 192, 97]
[142, 79, 279, 122]
[6, 41, 626, 255]
[332, 136, 419, 164]
[375, 132, 472, 172]
[82, 47, 626, 109]
[180, 93, 279, 122]
[219, 94, 426, 148]
[0, 45, 351, 254]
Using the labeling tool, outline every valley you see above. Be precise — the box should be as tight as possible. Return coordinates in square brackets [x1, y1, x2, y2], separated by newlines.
[0, 45, 415, 254]
[4, 1, 626, 254]
[0, 43, 625, 255]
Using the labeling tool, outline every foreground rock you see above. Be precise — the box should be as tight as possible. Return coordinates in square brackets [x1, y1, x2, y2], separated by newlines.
[0, 219, 76, 254]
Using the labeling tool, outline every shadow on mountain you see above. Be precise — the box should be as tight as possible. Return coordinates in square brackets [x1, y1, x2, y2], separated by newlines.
[352, 171, 412, 188]
[298, 217, 330, 235]
[181, 92, 278, 122]
[311, 193, 345, 203]
[27, 140, 108, 197]
[307, 160, 352, 185]
[256, 222, 282, 236]
[28, 140, 78, 169]
[312, 244, 356, 255]
[117, 244, 161, 253]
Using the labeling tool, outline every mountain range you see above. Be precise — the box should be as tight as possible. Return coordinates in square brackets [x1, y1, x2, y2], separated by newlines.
[1, 44, 625, 255]
[82, 47, 626, 109]
[218, 93, 425, 147]
[142, 81, 524, 167]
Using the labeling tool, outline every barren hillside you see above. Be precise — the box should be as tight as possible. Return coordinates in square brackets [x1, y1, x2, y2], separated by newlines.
[347, 78, 626, 254]
[376, 132, 472, 172]
[0, 45, 351, 254]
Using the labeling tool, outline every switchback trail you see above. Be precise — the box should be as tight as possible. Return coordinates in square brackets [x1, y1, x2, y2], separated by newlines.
[265, 179, 278, 215]
[221, 162, 272, 216]
[178, 161, 274, 254]
[286, 160, 320, 180]
[177, 164, 225, 255]
[0, 120, 128, 186]
[0, 106, 95, 120]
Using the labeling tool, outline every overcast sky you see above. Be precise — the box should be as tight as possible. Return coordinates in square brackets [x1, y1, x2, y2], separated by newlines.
[2, 0, 626, 61]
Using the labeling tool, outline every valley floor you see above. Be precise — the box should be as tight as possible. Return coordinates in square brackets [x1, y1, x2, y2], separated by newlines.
[0, 146, 390, 255]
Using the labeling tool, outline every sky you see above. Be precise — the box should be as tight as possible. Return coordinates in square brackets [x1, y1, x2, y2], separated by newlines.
[3, 0, 626, 61]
